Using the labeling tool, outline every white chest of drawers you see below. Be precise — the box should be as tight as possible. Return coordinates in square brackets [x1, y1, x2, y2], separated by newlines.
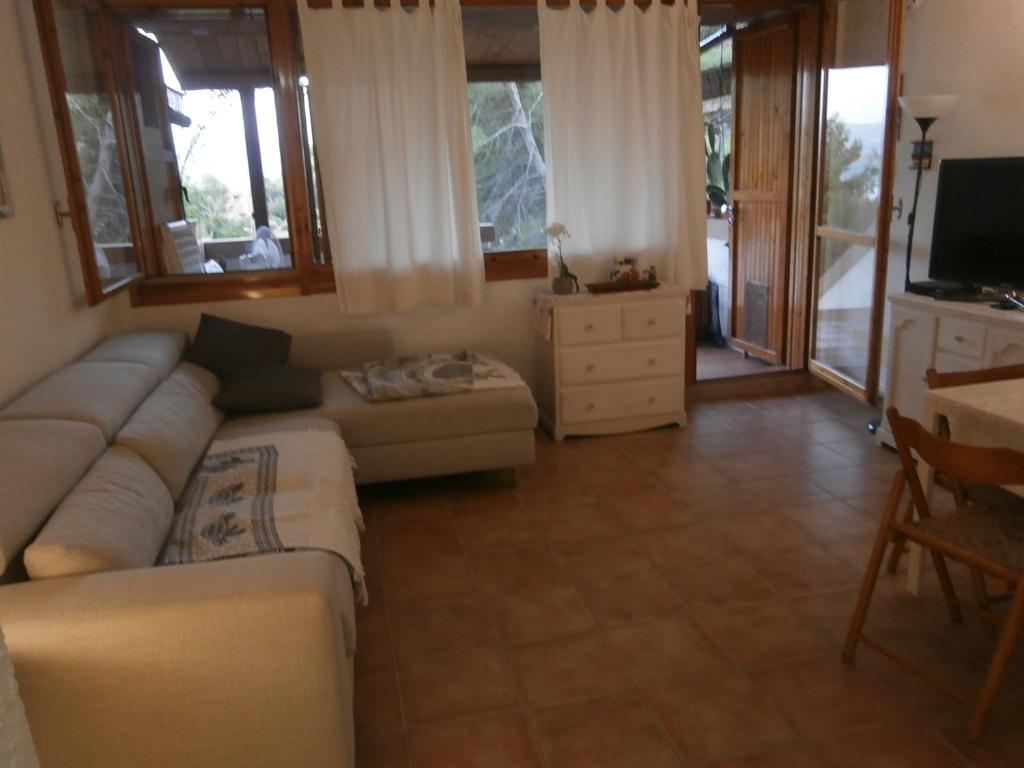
[534, 288, 687, 440]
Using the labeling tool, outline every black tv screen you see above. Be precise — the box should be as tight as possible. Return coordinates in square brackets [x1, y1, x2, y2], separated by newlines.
[929, 157, 1024, 287]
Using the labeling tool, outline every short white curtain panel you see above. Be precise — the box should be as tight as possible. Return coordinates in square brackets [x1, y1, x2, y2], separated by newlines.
[538, 0, 708, 289]
[298, 0, 484, 315]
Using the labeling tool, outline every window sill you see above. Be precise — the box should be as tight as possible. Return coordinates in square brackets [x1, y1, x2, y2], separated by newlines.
[484, 248, 548, 282]
[93, 272, 144, 306]
[128, 250, 545, 307]
[130, 270, 306, 307]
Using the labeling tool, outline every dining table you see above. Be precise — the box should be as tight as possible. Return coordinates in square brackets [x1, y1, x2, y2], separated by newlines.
[906, 377, 1024, 595]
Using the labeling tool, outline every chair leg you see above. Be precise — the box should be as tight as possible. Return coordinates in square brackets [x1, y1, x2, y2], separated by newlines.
[886, 496, 915, 574]
[844, 474, 904, 663]
[886, 538, 905, 574]
[969, 580, 1024, 743]
[970, 568, 992, 612]
[930, 550, 963, 624]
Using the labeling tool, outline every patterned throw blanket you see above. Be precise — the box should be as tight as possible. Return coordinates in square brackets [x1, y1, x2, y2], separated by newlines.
[161, 430, 367, 604]
[341, 351, 526, 402]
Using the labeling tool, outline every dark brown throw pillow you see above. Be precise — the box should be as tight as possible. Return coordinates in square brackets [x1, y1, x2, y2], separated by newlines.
[213, 366, 323, 414]
[185, 314, 291, 378]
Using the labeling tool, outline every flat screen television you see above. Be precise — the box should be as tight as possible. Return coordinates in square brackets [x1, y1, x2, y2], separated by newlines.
[929, 156, 1024, 288]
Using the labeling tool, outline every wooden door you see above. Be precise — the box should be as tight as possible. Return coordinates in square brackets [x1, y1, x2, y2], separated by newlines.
[730, 16, 798, 364]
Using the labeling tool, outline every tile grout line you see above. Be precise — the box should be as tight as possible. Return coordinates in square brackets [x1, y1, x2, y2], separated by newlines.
[364, 503, 417, 767]
[450, 490, 555, 768]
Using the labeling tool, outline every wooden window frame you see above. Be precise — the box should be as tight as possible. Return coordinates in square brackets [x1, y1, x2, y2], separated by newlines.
[34, 0, 148, 306]
[37, 0, 552, 308]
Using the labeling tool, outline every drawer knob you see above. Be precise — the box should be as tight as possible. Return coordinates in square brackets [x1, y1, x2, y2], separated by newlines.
[954, 334, 966, 342]
[648, 396, 657, 405]
[585, 364, 595, 372]
[586, 403, 595, 411]
[585, 323, 595, 331]
[647, 318, 657, 326]
[647, 357, 657, 366]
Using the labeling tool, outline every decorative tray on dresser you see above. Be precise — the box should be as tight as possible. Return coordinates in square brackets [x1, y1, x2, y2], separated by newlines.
[533, 287, 686, 440]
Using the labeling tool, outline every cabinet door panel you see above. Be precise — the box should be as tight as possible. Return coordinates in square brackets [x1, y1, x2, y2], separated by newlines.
[986, 329, 1024, 368]
[884, 308, 936, 427]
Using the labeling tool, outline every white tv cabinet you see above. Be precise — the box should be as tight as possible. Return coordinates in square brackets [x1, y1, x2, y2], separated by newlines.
[878, 293, 1024, 448]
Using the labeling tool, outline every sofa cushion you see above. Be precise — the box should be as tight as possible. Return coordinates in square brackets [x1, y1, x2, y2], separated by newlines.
[185, 314, 291, 378]
[215, 415, 341, 442]
[115, 362, 223, 500]
[214, 366, 323, 414]
[292, 372, 538, 448]
[0, 362, 161, 442]
[81, 331, 188, 379]
[23, 447, 174, 579]
[0, 420, 107, 574]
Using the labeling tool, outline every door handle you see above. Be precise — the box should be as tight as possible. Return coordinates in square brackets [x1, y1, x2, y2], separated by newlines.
[54, 202, 72, 229]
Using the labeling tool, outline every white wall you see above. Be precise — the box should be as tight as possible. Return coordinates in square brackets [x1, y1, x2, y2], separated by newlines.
[0, 0, 127, 406]
[880, 0, 1024, 390]
[118, 280, 549, 388]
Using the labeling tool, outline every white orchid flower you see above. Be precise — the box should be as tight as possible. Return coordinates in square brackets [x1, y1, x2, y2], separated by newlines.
[544, 223, 570, 240]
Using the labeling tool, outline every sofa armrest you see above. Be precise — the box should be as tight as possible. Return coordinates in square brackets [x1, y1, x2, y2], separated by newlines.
[0, 552, 356, 768]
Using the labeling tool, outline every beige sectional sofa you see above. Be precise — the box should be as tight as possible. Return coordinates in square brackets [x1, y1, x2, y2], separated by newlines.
[233, 329, 539, 484]
[0, 329, 537, 768]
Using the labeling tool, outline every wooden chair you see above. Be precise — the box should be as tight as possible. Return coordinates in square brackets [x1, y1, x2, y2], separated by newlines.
[887, 363, 1024, 608]
[844, 407, 1024, 742]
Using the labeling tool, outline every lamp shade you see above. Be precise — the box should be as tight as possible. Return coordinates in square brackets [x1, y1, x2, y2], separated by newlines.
[898, 94, 960, 120]
[0, 626, 39, 768]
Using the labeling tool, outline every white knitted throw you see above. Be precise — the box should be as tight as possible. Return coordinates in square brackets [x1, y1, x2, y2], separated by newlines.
[0, 626, 40, 768]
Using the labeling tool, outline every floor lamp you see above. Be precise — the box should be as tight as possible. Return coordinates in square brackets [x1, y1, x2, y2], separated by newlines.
[898, 94, 959, 291]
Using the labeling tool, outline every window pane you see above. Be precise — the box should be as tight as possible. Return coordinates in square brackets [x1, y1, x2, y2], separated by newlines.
[127, 31, 184, 228]
[53, 0, 140, 289]
[814, 237, 874, 384]
[137, 8, 292, 273]
[820, 66, 887, 235]
[700, 26, 731, 211]
[468, 82, 546, 252]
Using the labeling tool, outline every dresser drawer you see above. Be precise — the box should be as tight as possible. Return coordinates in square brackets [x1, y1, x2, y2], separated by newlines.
[622, 301, 682, 341]
[560, 378, 683, 425]
[936, 317, 986, 360]
[557, 305, 622, 346]
[560, 341, 682, 385]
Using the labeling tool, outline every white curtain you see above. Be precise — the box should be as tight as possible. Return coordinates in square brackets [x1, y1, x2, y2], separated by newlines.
[298, 0, 484, 315]
[538, 0, 707, 289]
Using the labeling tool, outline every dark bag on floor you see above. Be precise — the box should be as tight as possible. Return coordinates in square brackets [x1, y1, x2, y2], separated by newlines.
[705, 280, 726, 348]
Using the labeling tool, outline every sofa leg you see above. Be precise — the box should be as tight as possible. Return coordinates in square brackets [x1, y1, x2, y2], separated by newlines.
[509, 466, 519, 488]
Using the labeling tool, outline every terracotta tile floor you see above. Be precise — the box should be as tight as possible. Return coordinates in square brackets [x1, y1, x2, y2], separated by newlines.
[354, 390, 1024, 767]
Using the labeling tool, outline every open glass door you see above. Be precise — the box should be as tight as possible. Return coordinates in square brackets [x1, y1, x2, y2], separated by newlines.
[808, 0, 900, 400]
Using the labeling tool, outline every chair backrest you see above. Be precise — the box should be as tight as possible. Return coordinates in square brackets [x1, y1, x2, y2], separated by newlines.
[926, 363, 1024, 391]
[887, 407, 1024, 515]
[159, 220, 204, 275]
